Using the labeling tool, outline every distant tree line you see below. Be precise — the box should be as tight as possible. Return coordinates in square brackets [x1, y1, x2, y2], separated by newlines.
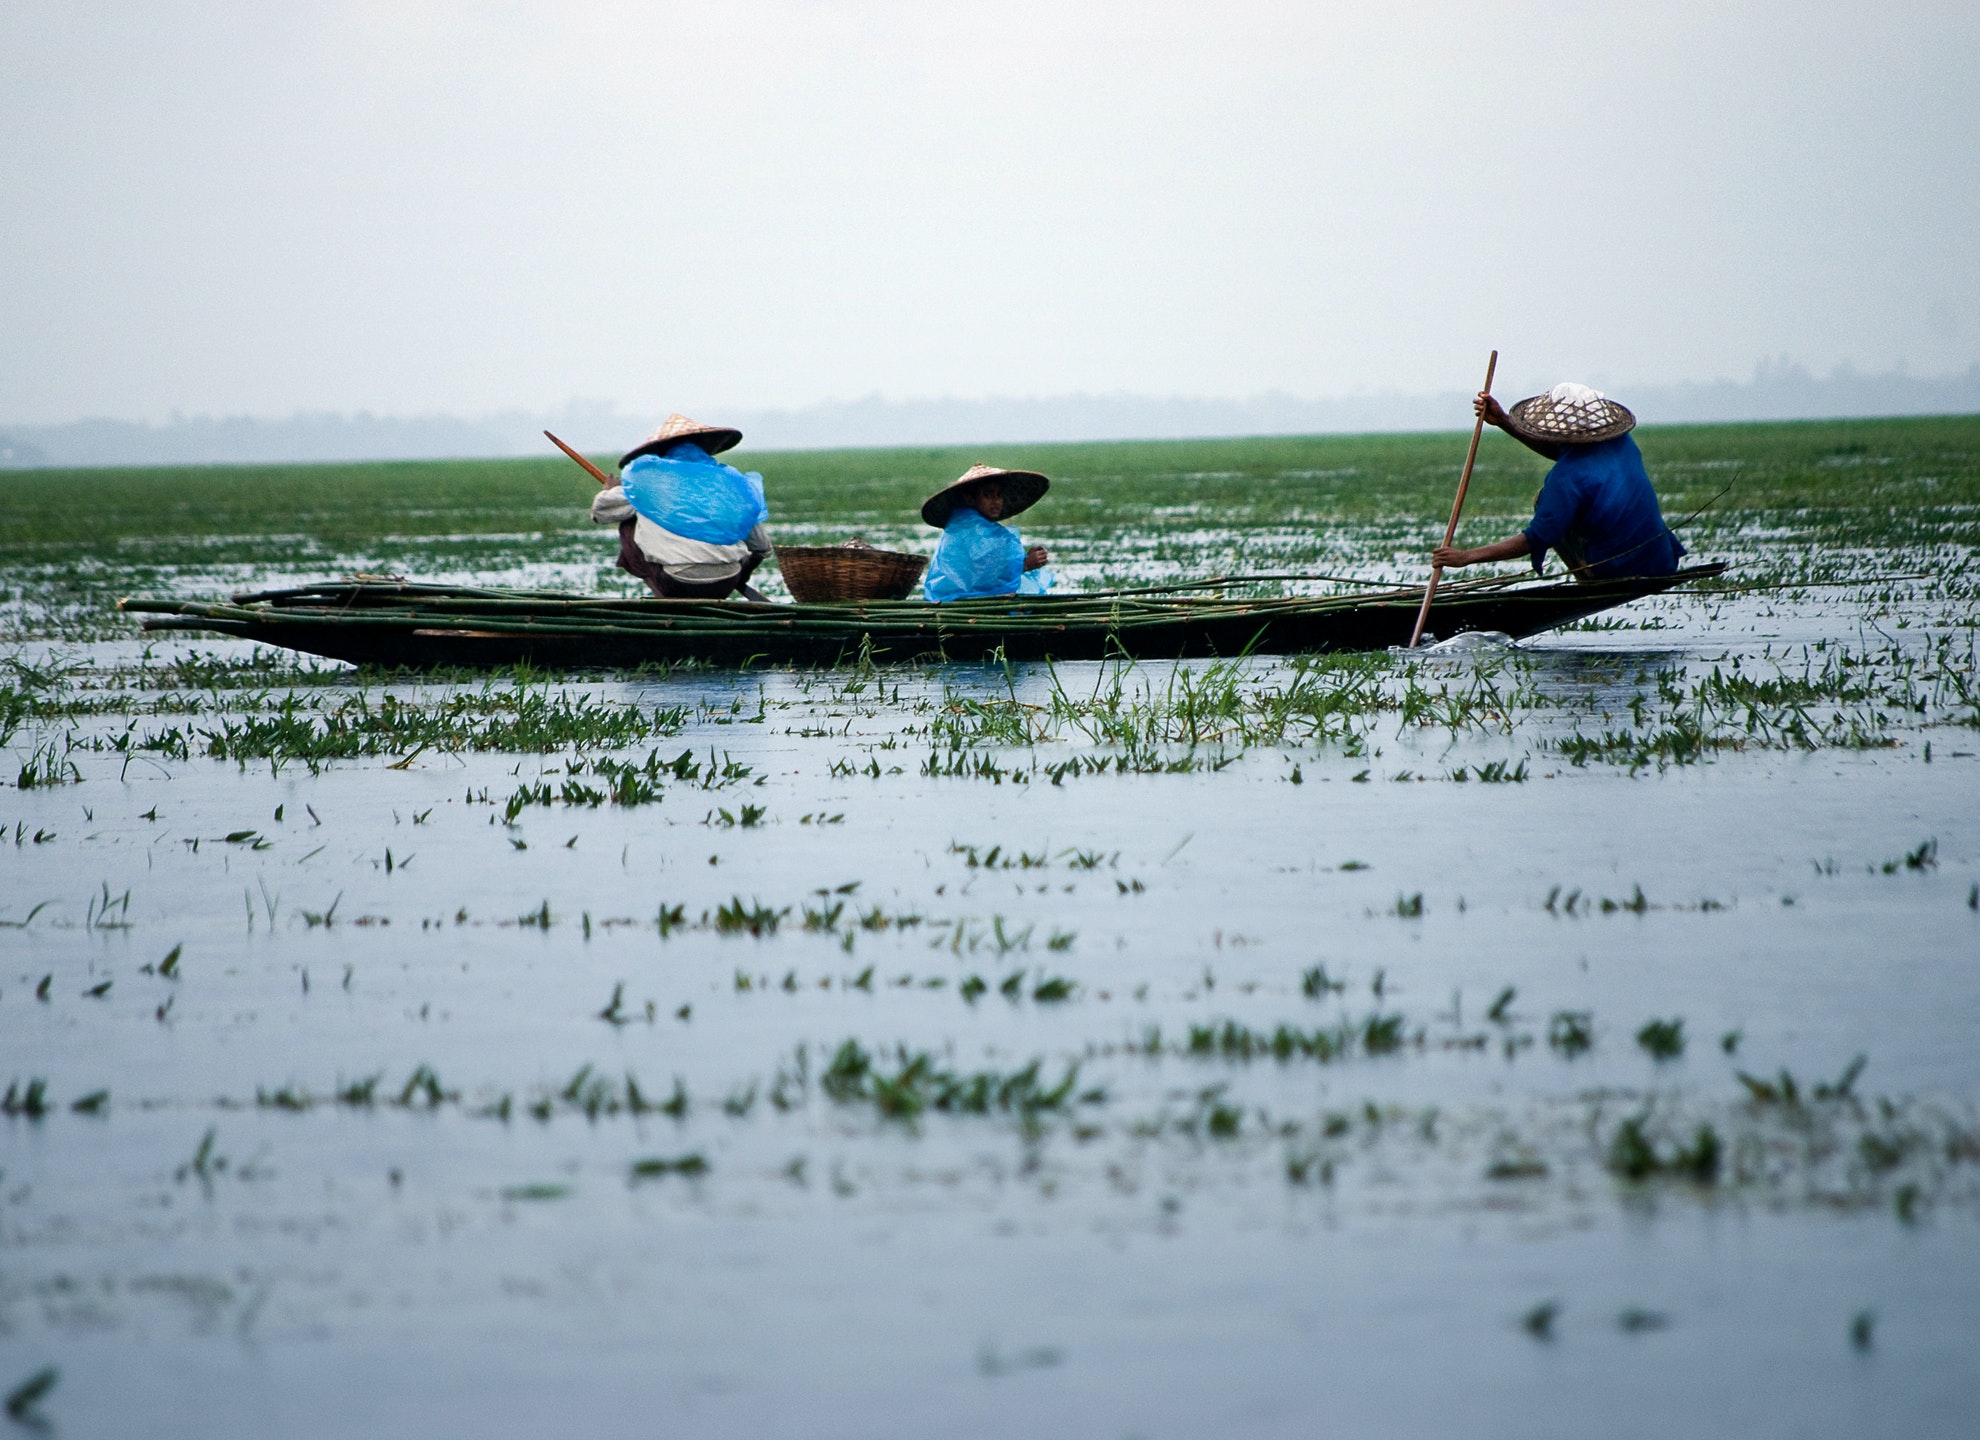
[4, 361, 1978, 469]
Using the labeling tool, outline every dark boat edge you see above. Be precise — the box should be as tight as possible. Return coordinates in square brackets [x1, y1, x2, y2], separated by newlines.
[122, 564, 1728, 671]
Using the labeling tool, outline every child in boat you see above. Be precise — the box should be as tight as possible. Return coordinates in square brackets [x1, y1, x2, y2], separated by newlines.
[920, 464, 1055, 603]
[590, 413, 773, 599]
[1432, 383, 1683, 583]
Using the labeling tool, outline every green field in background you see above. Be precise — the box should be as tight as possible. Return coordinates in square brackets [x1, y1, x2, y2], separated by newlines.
[3, 415, 1977, 553]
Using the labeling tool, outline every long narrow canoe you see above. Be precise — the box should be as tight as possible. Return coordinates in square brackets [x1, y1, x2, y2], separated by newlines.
[121, 564, 1725, 670]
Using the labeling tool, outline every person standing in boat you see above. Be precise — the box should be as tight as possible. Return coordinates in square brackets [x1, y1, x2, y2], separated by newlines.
[590, 414, 773, 599]
[920, 463, 1055, 602]
[1431, 383, 1684, 582]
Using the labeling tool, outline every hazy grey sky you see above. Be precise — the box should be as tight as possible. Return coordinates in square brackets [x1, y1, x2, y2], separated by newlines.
[2, 0, 1975, 424]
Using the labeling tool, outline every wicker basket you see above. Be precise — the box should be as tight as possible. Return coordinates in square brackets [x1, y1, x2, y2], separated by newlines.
[774, 539, 928, 604]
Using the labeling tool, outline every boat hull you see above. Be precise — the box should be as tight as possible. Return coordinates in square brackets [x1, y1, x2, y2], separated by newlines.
[125, 566, 1725, 670]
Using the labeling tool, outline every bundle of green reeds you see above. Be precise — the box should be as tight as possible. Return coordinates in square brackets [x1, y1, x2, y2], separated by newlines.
[123, 573, 1530, 641]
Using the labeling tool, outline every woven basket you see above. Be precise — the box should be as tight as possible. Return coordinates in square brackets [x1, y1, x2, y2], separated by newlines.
[774, 539, 928, 604]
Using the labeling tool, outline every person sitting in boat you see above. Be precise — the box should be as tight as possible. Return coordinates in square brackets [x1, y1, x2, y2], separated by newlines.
[590, 414, 772, 599]
[920, 463, 1055, 603]
[1432, 383, 1683, 583]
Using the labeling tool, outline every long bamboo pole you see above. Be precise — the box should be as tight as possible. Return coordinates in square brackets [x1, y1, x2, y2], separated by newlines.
[544, 430, 616, 487]
[1407, 350, 1498, 648]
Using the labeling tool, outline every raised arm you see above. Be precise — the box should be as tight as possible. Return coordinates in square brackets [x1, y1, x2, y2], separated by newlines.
[1474, 393, 1561, 462]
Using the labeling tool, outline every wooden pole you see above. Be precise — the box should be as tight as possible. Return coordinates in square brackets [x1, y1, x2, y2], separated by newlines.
[544, 430, 616, 487]
[1407, 350, 1498, 648]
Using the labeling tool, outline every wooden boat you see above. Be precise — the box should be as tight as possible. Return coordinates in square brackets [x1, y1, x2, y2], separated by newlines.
[120, 564, 1725, 670]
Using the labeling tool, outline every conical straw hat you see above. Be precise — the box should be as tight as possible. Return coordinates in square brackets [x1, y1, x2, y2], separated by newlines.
[920, 463, 1051, 528]
[620, 413, 744, 468]
[1505, 383, 1635, 445]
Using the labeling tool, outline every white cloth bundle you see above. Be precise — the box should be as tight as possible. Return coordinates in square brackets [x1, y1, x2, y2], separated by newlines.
[1549, 382, 1607, 409]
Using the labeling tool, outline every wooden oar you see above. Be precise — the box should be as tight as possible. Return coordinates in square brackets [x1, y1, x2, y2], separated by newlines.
[544, 430, 615, 487]
[1407, 349, 1498, 648]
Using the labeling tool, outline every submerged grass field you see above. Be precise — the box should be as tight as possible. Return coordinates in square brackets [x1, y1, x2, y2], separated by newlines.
[7, 414, 1980, 545]
[2, 418, 1978, 1437]
[3, 414, 1977, 642]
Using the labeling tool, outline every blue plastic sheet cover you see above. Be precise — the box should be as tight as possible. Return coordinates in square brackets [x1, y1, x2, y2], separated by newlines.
[923, 507, 1054, 602]
[620, 442, 770, 546]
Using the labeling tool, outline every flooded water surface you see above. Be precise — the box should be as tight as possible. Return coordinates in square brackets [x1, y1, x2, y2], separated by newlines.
[2, 423, 1977, 1437]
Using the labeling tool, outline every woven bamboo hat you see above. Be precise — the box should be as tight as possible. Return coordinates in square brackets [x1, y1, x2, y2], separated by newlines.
[1505, 383, 1635, 445]
[620, 413, 743, 468]
[920, 463, 1050, 528]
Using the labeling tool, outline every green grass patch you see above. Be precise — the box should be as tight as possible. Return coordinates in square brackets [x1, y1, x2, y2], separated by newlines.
[4, 415, 1976, 550]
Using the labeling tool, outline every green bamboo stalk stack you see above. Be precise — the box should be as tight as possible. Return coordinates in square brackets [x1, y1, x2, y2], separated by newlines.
[122, 571, 1532, 642]
[118, 564, 1719, 666]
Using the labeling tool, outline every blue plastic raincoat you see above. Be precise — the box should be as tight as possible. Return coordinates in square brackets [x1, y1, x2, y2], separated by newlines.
[922, 508, 1054, 603]
[620, 442, 769, 546]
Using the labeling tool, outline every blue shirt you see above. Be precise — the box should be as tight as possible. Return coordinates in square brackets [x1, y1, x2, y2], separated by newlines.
[923, 508, 1053, 602]
[1523, 434, 1684, 579]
